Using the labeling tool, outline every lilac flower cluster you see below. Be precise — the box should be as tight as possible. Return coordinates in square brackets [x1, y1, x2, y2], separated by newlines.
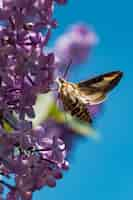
[0, 0, 69, 199]
[0, 0, 100, 199]
[54, 23, 98, 66]
[42, 119, 82, 156]
[0, 0, 60, 120]
[0, 125, 68, 199]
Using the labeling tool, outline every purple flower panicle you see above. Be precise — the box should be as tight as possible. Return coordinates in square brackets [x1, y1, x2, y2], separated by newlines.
[0, 0, 68, 199]
[0, 1, 57, 120]
[0, 0, 101, 199]
[0, 125, 68, 199]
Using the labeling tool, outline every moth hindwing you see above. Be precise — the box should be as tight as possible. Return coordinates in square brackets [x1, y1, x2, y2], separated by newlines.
[56, 71, 123, 123]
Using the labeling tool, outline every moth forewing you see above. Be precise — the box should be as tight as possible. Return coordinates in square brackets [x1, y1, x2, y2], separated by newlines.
[78, 71, 123, 92]
[77, 71, 123, 105]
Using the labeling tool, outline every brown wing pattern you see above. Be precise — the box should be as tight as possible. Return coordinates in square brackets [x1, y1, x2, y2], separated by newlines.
[77, 71, 123, 105]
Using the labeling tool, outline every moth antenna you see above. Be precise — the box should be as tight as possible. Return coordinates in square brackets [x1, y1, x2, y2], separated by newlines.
[63, 59, 72, 80]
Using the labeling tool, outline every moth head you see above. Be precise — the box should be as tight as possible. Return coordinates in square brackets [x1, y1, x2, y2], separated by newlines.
[55, 77, 66, 89]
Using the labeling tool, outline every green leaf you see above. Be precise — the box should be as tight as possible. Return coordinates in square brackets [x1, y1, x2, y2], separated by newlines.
[2, 120, 13, 133]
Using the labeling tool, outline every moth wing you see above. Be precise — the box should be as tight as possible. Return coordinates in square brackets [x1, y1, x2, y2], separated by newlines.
[77, 71, 123, 105]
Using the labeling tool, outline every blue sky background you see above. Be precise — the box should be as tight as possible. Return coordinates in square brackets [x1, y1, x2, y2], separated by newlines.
[35, 0, 133, 199]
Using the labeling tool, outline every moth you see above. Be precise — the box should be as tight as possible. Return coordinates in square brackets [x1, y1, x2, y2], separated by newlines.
[55, 71, 123, 123]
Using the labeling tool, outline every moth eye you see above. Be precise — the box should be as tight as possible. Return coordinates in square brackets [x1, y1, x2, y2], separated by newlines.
[59, 78, 65, 83]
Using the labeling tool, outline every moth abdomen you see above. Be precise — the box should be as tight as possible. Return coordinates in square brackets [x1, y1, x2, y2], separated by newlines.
[71, 104, 80, 115]
[67, 98, 78, 110]
[70, 101, 92, 122]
